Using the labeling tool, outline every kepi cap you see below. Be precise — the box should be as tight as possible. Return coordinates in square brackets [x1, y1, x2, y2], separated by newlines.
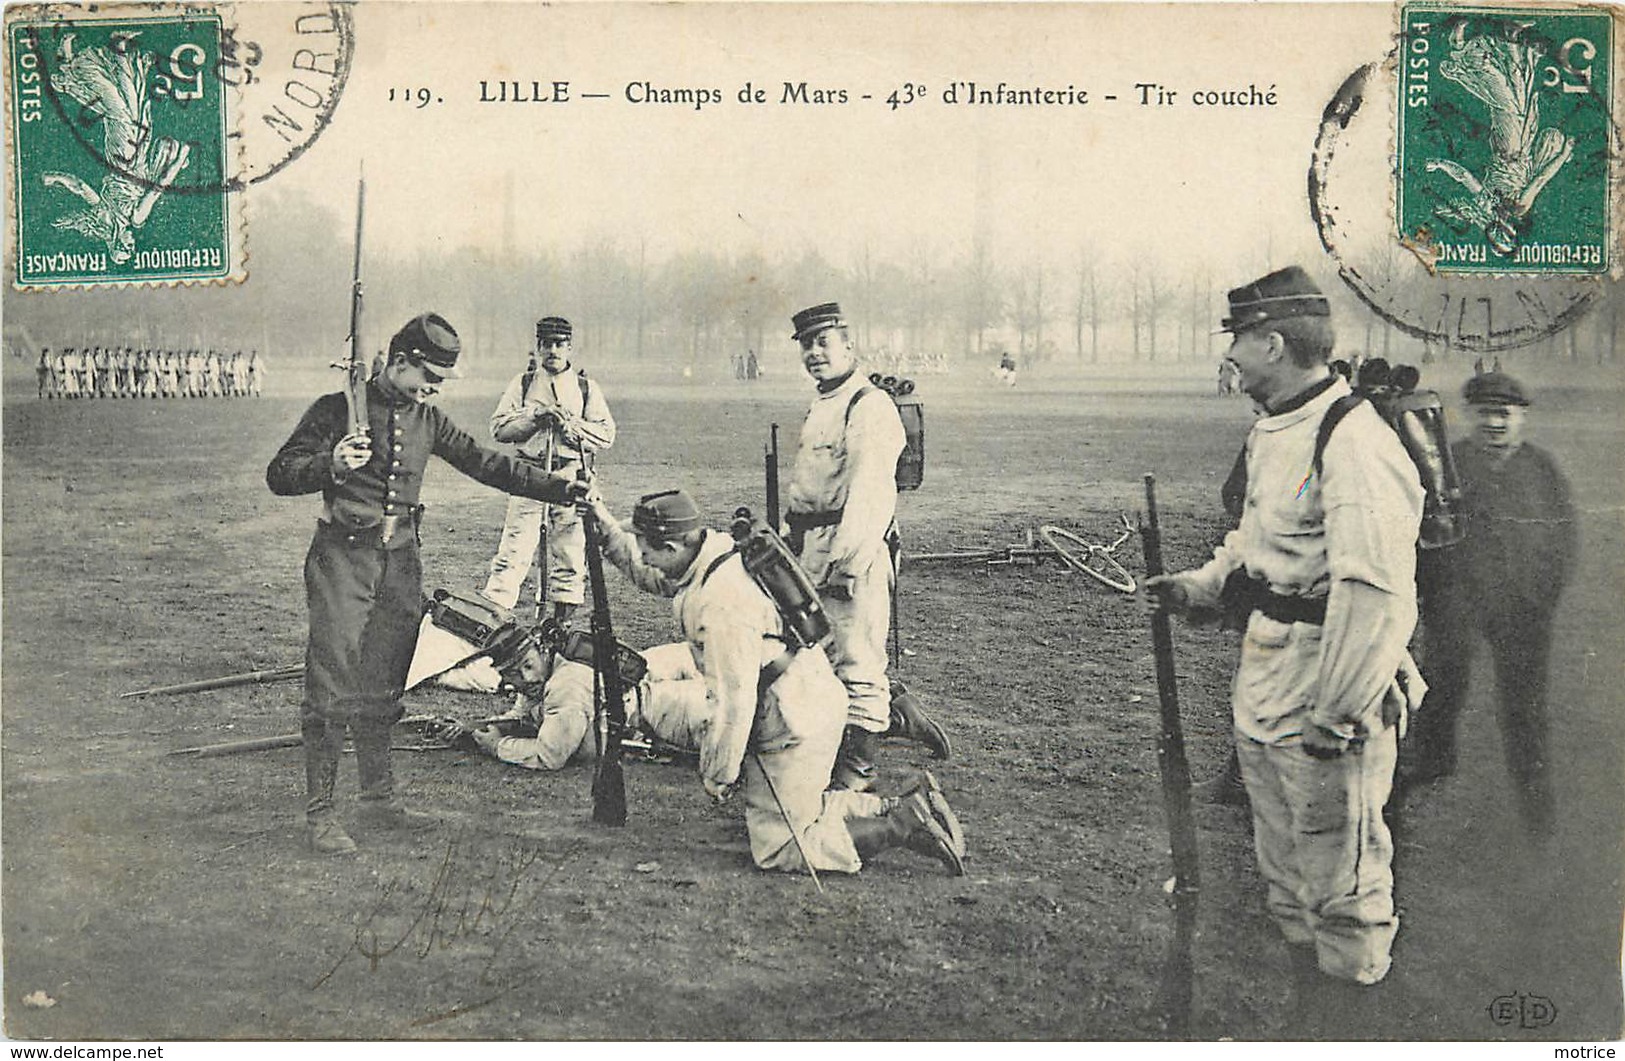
[536, 316, 573, 343]
[632, 489, 702, 542]
[791, 302, 846, 342]
[1463, 371, 1529, 407]
[1219, 266, 1331, 333]
[389, 312, 462, 379]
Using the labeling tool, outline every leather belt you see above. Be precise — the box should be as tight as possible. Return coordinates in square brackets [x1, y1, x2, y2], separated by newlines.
[784, 509, 843, 530]
[1256, 592, 1328, 626]
[315, 515, 418, 551]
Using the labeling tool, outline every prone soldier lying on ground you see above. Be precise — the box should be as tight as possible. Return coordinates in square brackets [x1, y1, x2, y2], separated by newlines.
[444, 627, 709, 770]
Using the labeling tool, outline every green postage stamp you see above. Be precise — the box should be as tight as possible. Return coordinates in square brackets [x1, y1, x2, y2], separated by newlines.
[1397, 3, 1615, 275]
[8, 9, 242, 288]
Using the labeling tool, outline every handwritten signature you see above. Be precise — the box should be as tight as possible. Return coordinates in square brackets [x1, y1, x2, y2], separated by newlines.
[313, 829, 578, 1012]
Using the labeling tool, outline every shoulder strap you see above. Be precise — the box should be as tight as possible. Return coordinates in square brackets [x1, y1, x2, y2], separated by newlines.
[843, 383, 878, 428]
[578, 368, 591, 405]
[700, 547, 740, 588]
[1313, 393, 1368, 475]
[520, 360, 537, 399]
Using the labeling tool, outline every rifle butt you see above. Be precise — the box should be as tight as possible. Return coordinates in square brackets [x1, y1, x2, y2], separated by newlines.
[591, 761, 628, 826]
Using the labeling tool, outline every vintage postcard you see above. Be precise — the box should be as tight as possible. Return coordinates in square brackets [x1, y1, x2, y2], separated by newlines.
[2, 1, 1620, 1050]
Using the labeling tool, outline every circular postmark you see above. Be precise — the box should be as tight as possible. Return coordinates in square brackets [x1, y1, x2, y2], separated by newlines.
[22, 1, 353, 196]
[1309, 55, 1613, 354]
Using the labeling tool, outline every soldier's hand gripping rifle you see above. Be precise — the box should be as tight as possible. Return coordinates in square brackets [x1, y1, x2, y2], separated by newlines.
[1138, 474, 1200, 1037]
[581, 472, 629, 826]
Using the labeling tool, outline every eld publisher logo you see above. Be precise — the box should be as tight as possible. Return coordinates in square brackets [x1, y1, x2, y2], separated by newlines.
[1488, 992, 1557, 1029]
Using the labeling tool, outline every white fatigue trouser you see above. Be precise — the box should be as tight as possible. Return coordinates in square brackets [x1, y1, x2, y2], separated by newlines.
[822, 556, 894, 734]
[483, 492, 586, 610]
[1237, 729, 1399, 985]
[740, 649, 887, 874]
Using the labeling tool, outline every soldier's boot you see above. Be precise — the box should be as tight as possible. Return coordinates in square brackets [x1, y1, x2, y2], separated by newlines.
[830, 726, 879, 793]
[551, 602, 577, 627]
[1192, 748, 1249, 807]
[304, 721, 357, 857]
[354, 718, 438, 831]
[848, 772, 966, 876]
[883, 680, 952, 760]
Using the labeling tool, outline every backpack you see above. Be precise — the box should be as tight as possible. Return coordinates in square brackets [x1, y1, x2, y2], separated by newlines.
[850, 375, 924, 492]
[701, 511, 832, 649]
[1313, 389, 1463, 549]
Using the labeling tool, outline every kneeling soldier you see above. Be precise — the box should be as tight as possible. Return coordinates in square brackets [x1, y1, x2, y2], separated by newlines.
[586, 488, 966, 877]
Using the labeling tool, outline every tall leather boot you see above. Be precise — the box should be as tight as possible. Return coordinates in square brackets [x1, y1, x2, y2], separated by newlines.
[304, 720, 356, 856]
[846, 771, 965, 875]
[354, 716, 437, 831]
[883, 680, 952, 760]
[552, 601, 577, 627]
[830, 725, 879, 792]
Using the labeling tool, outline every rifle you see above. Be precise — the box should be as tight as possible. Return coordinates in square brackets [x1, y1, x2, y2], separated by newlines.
[167, 715, 454, 758]
[581, 474, 629, 826]
[342, 169, 368, 438]
[764, 422, 780, 530]
[534, 429, 555, 622]
[1138, 473, 1200, 1037]
[121, 664, 304, 699]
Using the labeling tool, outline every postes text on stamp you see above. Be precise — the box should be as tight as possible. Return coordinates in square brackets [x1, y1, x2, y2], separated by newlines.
[8, 8, 240, 288]
[1398, 4, 1614, 275]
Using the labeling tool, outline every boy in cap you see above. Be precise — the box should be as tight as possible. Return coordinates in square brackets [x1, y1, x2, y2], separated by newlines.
[267, 312, 588, 856]
[1408, 371, 1577, 833]
[583, 487, 967, 877]
[785, 301, 949, 791]
[1144, 267, 1424, 1030]
[481, 315, 617, 622]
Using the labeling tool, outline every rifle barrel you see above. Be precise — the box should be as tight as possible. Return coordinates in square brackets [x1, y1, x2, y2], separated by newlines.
[121, 665, 305, 699]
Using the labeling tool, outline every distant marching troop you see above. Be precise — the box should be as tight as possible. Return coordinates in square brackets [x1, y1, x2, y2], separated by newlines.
[34, 347, 266, 400]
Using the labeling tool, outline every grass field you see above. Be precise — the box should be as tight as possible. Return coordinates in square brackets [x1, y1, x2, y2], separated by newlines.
[3, 361, 1621, 1041]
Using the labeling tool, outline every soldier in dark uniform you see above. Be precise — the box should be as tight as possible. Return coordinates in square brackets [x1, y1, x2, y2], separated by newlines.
[267, 312, 587, 855]
[1408, 372, 1577, 835]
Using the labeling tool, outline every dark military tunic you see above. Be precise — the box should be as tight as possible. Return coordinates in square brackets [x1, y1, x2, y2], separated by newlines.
[267, 380, 575, 725]
[1414, 438, 1578, 829]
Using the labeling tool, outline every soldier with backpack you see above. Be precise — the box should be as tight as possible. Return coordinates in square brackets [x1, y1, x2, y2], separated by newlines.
[480, 316, 617, 622]
[784, 302, 948, 792]
[1144, 266, 1426, 1034]
[585, 487, 967, 878]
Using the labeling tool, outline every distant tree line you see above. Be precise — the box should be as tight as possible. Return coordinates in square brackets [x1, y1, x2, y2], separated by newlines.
[7, 187, 1623, 376]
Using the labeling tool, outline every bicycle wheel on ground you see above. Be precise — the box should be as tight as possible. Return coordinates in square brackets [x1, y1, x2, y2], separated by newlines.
[1038, 526, 1137, 593]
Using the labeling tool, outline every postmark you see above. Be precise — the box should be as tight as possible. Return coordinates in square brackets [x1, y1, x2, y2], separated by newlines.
[1397, 4, 1614, 275]
[9, 9, 239, 287]
[1311, 58, 1606, 353]
[7, 2, 354, 289]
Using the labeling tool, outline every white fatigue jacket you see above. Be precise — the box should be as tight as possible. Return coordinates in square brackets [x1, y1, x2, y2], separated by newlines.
[786, 372, 904, 586]
[1182, 377, 1424, 743]
[599, 524, 807, 789]
[490, 363, 616, 464]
